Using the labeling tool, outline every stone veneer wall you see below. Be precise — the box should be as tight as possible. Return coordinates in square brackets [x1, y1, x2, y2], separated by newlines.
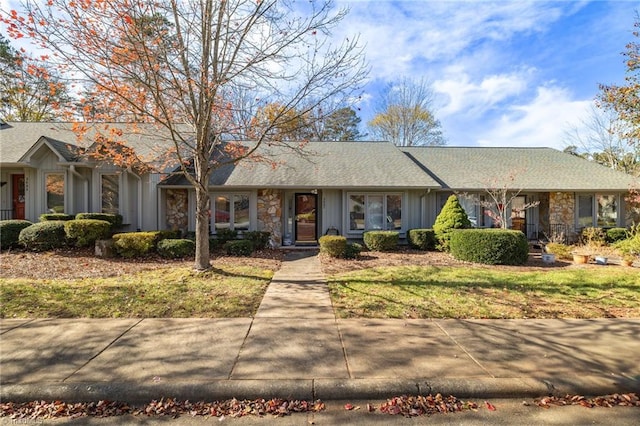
[166, 189, 188, 232]
[257, 189, 282, 246]
[549, 192, 576, 239]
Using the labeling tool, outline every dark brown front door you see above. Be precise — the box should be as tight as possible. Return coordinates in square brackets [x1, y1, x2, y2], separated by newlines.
[295, 193, 317, 244]
[12, 174, 25, 220]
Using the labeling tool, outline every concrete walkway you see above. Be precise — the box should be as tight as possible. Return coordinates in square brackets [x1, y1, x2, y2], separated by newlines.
[1, 251, 639, 403]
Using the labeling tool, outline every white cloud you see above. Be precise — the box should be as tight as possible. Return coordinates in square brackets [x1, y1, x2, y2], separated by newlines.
[336, 0, 573, 81]
[474, 86, 592, 149]
[434, 67, 532, 117]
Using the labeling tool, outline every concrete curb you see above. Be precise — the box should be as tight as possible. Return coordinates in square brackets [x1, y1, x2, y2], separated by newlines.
[2, 376, 637, 403]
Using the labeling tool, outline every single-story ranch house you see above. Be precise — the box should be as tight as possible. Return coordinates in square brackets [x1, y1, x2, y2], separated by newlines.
[1, 121, 637, 246]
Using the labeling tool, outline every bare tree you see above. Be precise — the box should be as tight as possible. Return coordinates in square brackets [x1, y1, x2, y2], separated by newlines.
[460, 169, 539, 230]
[367, 77, 445, 146]
[564, 105, 639, 175]
[4, 0, 367, 270]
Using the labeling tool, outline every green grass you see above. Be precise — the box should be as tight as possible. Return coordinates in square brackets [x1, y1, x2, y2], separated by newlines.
[328, 266, 640, 319]
[0, 265, 273, 318]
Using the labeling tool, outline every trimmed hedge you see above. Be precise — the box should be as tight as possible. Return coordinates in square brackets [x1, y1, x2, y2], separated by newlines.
[243, 231, 271, 250]
[215, 228, 238, 244]
[224, 239, 254, 256]
[344, 242, 363, 259]
[40, 213, 75, 221]
[363, 231, 398, 251]
[157, 238, 195, 258]
[319, 235, 347, 258]
[408, 229, 436, 251]
[450, 229, 529, 265]
[18, 221, 68, 251]
[112, 232, 158, 258]
[64, 219, 112, 247]
[606, 227, 628, 244]
[75, 213, 123, 229]
[0, 220, 33, 250]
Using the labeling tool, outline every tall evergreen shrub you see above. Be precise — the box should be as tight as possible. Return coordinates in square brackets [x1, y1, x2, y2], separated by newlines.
[433, 195, 472, 251]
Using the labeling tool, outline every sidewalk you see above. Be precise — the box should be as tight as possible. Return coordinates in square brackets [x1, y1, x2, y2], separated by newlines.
[1, 251, 639, 403]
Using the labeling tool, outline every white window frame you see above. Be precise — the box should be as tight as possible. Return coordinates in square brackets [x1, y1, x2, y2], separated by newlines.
[346, 192, 404, 233]
[211, 192, 251, 232]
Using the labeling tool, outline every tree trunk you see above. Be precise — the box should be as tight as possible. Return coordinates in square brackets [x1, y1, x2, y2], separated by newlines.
[194, 186, 211, 271]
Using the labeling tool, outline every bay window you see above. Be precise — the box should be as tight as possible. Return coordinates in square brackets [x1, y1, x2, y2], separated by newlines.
[348, 193, 402, 232]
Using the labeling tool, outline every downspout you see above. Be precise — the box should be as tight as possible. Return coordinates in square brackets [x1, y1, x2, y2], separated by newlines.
[127, 167, 143, 231]
[69, 165, 88, 212]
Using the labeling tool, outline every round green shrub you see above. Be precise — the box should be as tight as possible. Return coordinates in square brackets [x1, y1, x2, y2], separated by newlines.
[605, 227, 628, 244]
[18, 221, 68, 251]
[64, 219, 112, 247]
[39, 213, 75, 221]
[319, 235, 347, 258]
[344, 242, 363, 259]
[450, 229, 529, 265]
[0, 220, 33, 250]
[433, 195, 472, 251]
[224, 239, 254, 256]
[157, 238, 195, 258]
[243, 231, 271, 250]
[408, 229, 436, 250]
[75, 213, 123, 228]
[113, 232, 158, 258]
[363, 231, 399, 251]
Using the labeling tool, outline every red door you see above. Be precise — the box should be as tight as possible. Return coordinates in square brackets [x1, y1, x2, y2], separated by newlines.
[12, 174, 25, 220]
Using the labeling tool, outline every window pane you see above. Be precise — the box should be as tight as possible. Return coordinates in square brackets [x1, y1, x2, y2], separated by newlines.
[234, 194, 250, 230]
[214, 195, 230, 230]
[367, 195, 383, 229]
[46, 174, 64, 213]
[458, 196, 477, 227]
[578, 195, 593, 227]
[101, 174, 119, 214]
[597, 195, 617, 227]
[349, 195, 365, 230]
[386, 194, 402, 230]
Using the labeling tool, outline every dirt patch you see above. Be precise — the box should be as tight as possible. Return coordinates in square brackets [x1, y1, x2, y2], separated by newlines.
[0, 248, 283, 280]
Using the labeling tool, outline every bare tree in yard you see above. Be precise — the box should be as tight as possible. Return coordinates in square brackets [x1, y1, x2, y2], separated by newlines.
[564, 105, 639, 175]
[462, 169, 539, 230]
[3, 0, 367, 270]
[368, 77, 445, 146]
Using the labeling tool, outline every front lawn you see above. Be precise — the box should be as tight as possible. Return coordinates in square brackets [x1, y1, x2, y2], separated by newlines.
[0, 265, 273, 318]
[328, 265, 640, 319]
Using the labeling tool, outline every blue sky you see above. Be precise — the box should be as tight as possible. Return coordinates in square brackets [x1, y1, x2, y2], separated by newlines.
[1, 0, 635, 150]
[336, 0, 636, 148]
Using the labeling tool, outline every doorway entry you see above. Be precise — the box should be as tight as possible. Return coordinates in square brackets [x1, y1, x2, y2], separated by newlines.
[294, 193, 317, 244]
[12, 174, 25, 220]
